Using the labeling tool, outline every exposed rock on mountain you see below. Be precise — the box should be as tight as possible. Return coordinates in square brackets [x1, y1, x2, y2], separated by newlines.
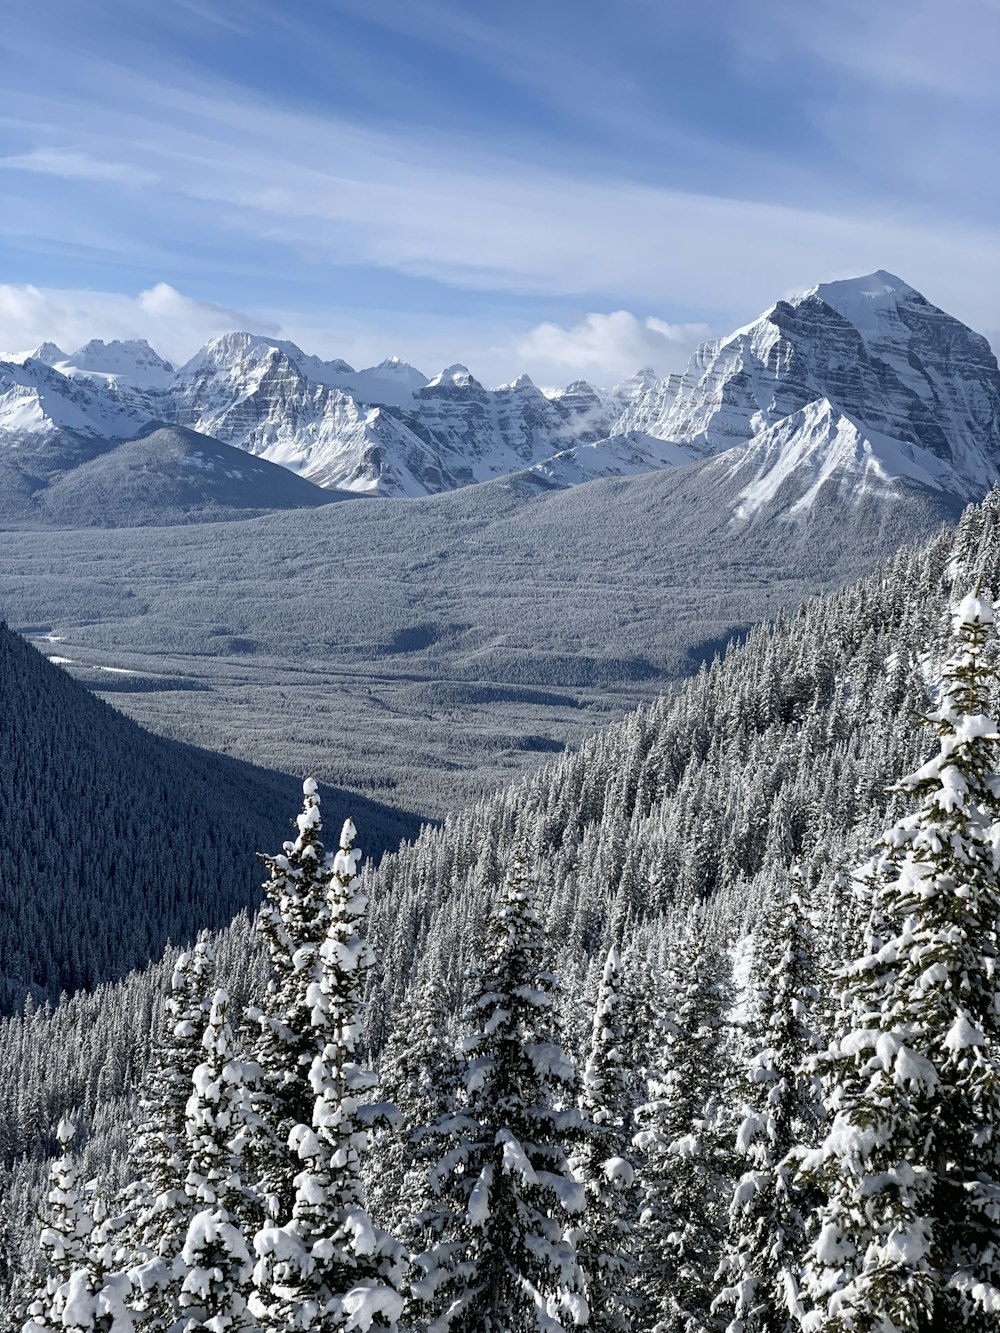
[625, 271, 1000, 504]
[0, 357, 150, 444]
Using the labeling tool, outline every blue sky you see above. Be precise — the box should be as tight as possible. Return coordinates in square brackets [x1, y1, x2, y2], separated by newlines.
[0, 0, 997, 383]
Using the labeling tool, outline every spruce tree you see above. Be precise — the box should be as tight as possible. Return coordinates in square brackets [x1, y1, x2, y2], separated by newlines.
[632, 910, 730, 1333]
[713, 888, 821, 1332]
[369, 971, 460, 1248]
[24, 1120, 133, 1333]
[124, 938, 216, 1320]
[25, 1118, 94, 1326]
[411, 850, 587, 1333]
[177, 988, 255, 1333]
[569, 946, 637, 1333]
[248, 778, 336, 1222]
[801, 593, 1000, 1330]
[251, 817, 404, 1333]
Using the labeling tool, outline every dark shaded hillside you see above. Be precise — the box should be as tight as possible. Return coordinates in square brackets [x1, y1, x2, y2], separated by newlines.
[0, 625, 423, 1011]
[0, 423, 339, 529]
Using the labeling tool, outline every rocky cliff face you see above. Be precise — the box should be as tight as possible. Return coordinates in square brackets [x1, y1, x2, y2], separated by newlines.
[623, 271, 1000, 499]
[164, 344, 622, 496]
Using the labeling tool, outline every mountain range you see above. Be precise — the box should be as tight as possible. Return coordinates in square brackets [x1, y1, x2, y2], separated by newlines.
[4, 270, 998, 516]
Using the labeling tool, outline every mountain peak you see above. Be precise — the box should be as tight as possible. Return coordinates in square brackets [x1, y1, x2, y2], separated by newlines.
[181, 331, 283, 375]
[804, 271, 920, 331]
[28, 341, 69, 366]
[630, 365, 659, 385]
[498, 372, 537, 391]
[426, 363, 479, 389]
[2, 341, 69, 367]
[614, 366, 661, 397]
[73, 336, 160, 356]
[67, 338, 175, 380]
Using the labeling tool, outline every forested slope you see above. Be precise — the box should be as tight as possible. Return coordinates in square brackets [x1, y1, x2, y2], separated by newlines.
[4, 491, 1000, 1310]
[0, 625, 422, 1011]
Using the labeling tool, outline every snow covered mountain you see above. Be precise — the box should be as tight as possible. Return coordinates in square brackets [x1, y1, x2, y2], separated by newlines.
[167, 341, 620, 496]
[611, 366, 683, 437]
[623, 270, 1000, 512]
[708, 399, 975, 523]
[3, 270, 998, 509]
[177, 333, 429, 406]
[8, 338, 175, 387]
[57, 338, 175, 387]
[524, 430, 700, 488]
[0, 356, 150, 446]
[31, 424, 337, 527]
[0, 351, 336, 525]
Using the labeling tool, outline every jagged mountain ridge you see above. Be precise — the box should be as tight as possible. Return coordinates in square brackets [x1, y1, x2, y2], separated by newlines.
[168, 342, 623, 496]
[3, 272, 999, 505]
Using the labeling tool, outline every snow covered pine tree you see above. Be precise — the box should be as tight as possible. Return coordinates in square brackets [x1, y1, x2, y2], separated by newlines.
[251, 808, 404, 1333]
[248, 778, 337, 1223]
[24, 1119, 133, 1333]
[369, 972, 460, 1248]
[714, 887, 822, 1333]
[569, 946, 637, 1333]
[632, 908, 730, 1333]
[125, 938, 217, 1326]
[801, 593, 1000, 1331]
[410, 849, 587, 1333]
[177, 988, 255, 1333]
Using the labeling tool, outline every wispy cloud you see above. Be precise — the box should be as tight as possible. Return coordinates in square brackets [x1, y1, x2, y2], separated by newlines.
[0, 0, 995, 373]
[726, 0, 1000, 220]
[516, 312, 711, 382]
[0, 149, 156, 185]
[0, 280, 709, 386]
[754, 0, 1000, 100]
[1, 65, 997, 339]
[0, 283, 278, 364]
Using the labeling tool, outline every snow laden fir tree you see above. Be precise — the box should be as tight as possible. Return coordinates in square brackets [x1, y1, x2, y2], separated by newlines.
[25, 1118, 133, 1333]
[408, 850, 588, 1333]
[249, 784, 403, 1331]
[125, 938, 218, 1329]
[714, 887, 822, 1333]
[802, 592, 1000, 1331]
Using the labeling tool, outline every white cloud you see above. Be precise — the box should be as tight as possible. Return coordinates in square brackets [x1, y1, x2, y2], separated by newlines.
[0, 283, 278, 364]
[515, 311, 710, 381]
[0, 149, 156, 185]
[0, 273, 993, 393]
[0, 280, 713, 387]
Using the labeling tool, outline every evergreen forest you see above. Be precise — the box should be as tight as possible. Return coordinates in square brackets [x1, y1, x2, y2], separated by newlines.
[7, 492, 1000, 1329]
